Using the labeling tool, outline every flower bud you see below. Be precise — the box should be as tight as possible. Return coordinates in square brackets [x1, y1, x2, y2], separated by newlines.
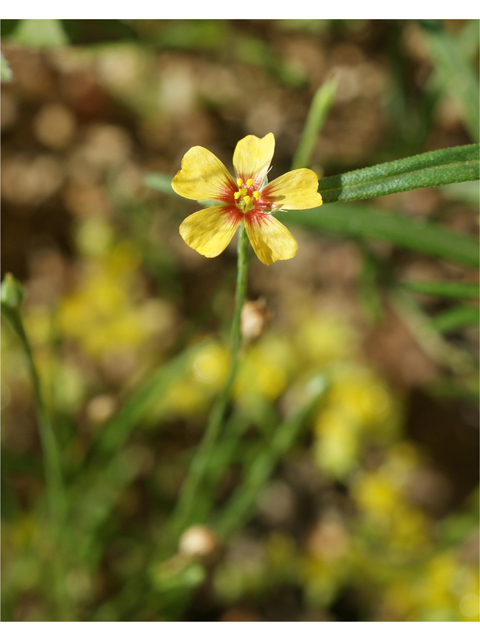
[1, 273, 24, 310]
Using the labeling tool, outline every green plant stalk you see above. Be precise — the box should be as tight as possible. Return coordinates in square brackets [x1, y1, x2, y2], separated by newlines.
[168, 221, 249, 540]
[216, 377, 328, 537]
[188, 397, 281, 526]
[2, 308, 66, 521]
[90, 342, 206, 458]
[1, 305, 68, 614]
[175, 409, 251, 528]
[291, 77, 338, 170]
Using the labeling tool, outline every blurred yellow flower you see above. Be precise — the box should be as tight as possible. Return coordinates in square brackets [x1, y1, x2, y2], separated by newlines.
[312, 363, 399, 480]
[352, 458, 430, 553]
[459, 593, 480, 619]
[172, 133, 322, 265]
[158, 342, 229, 417]
[192, 344, 229, 386]
[353, 472, 401, 518]
[58, 240, 160, 360]
[296, 315, 358, 366]
[328, 366, 394, 428]
[412, 552, 479, 620]
[234, 335, 291, 402]
[314, 409, 360, 479]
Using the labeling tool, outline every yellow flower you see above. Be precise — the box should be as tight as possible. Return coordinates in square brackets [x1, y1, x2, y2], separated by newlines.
[172, 133, 323, 265]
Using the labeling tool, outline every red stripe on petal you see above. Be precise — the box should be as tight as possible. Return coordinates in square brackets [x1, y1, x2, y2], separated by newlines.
[218, 181, 238, 204]
[244, 209, 271, 228]
[223, 206, 244, 226]
[258, 185, 277, 208]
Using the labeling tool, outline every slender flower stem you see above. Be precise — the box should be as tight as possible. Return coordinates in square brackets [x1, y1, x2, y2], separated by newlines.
[229, 221, 249, 363]
[169, 222, 249, 540]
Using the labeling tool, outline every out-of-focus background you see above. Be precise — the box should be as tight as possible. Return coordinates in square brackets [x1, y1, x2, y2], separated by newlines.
[1, 19, 479, 622]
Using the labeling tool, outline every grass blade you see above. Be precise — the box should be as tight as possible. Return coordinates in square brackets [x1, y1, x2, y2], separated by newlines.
[216, 376, 328, 537]
[389, 289, 476, 377]
[278, 202, 479, 268]
[291, 77, 338, 170]
[431, 305, 479, 333]
[403, 281, 479, 299]
[91, 342, 204, 458]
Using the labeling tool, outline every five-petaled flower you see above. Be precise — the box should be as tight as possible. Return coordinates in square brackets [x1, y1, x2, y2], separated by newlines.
[172, 133, 323, 265]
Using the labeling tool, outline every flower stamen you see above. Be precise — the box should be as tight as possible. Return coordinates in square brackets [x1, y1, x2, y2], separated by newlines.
[234, 179, 259, 213]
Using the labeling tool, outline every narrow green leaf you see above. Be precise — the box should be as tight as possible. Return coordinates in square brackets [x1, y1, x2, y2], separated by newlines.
[431, 305, 479, 333]
[421, 20, 480, 141]
[278, 203, 479, 267]
[358, 246, 384, 324]
[317, 144, 479, 203]
[91, 343, 203, 458]
[291, 77, 338, 170]
[390, 289, 477, 375]
[216, 375, 328, 536]
[403, 281, 479, 299]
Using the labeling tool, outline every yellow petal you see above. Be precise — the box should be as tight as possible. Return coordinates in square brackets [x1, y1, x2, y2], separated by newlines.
[245, 214, 298, 266]
[172, 146, 236, 202]
[233, 133, 275, 187]
[263, 168, 323, 210]
[179, 205, 242, 258]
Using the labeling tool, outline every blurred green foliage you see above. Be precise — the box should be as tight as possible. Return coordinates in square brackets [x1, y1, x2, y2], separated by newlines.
[1, 19, 479, 622]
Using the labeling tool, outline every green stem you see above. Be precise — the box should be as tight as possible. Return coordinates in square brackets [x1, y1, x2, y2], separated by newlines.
[4, 311, 66, 521]
[169, 222, 249, 540]
[2, 306, 68, 615]
[216, 379, 328, 537]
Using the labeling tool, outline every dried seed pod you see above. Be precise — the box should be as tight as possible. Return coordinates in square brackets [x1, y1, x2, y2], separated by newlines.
[241, 298, 272, 342]
[178, 525, 219, 559]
